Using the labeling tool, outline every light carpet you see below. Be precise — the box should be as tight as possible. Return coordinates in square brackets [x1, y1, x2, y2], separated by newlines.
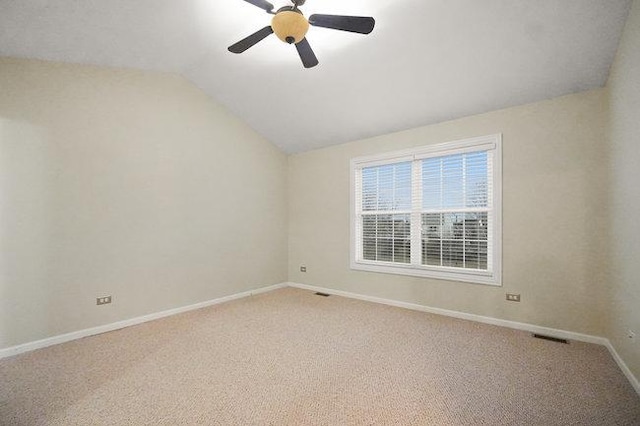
[1, 287, 639, 425]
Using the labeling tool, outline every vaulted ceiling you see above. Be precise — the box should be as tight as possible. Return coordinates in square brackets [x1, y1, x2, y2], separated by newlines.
[0, 0, 631, 153]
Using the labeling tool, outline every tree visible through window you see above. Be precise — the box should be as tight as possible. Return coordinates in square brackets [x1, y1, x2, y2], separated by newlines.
[351, 135, 501, 285]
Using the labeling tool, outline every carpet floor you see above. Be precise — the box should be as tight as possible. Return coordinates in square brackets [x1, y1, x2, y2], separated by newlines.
[1, 287, 639, 425]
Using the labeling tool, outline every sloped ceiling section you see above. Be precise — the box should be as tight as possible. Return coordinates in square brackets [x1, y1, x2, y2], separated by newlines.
[0, 0, 631, 153]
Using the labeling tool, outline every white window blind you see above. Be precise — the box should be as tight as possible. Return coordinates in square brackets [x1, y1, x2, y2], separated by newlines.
[351, 135, 501, 285]
[361, 162, 412, 264]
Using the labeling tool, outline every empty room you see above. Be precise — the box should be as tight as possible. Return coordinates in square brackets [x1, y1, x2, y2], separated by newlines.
[1, 0, 639, 424]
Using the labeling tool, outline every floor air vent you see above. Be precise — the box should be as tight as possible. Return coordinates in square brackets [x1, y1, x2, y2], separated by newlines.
[315, 292, 331, 297]
[533, 334, 568, 344]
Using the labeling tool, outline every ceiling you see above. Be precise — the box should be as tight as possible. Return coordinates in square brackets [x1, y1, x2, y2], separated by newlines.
[0, 0, 632, 153]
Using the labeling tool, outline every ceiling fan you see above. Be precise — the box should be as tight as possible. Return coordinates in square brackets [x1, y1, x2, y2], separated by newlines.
[228, 0, 375, 69]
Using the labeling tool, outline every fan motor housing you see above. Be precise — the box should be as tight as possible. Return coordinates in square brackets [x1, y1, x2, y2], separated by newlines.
[272, 10, 309, 44]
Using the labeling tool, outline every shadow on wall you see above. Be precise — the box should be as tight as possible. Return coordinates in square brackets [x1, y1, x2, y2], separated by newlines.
[0, 119, 55, 349]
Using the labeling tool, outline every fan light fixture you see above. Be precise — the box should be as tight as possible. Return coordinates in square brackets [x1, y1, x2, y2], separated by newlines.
[272, 10, 309, 44]
[228, 0, 375, 68]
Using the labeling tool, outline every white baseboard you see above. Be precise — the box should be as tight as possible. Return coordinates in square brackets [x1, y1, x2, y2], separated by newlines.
[286, 282, 639, 396]
[286, 282, 607, 344]
[2, 280, 637, 397]
[605, 340, 640, 396]
[0, 282, 287, 360]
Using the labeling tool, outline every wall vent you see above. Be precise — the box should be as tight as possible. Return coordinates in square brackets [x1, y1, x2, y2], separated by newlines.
[533, 334, 568, 344]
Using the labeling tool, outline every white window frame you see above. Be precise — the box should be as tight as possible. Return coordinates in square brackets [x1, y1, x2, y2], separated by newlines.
[350, 134, 502, 286]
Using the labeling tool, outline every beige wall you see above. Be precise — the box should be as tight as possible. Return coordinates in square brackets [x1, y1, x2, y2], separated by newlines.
[607, 0, 640, 380]
[0, 58, 288, 350]
[289, 89, 609, 336]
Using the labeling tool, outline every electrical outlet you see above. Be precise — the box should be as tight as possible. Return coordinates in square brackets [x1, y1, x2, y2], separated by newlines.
[97, 296, 112, 305]
[300, 266, 307, 273]
[628, 329, 636, 340]
[506, 293, 521, 302]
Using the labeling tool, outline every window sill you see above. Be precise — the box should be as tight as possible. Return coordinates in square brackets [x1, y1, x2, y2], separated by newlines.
[350, 260, 501, 286]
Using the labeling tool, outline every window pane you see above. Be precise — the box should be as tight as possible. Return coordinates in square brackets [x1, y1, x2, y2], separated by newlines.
[421, 212, 488, 270]
[362, 214, 410, 264]
[377, 238, 393, 262]
[362, 168, 377, 211]
[442, 212, 463, 240]
[442, 240, 464, 268]
[363, 239, 376, 261]
[422, 213, 442, 266]
[362, 216, 377, 261]
[442, 155, 464, 209]
[362, 162, 411, 211]
[442, 212, 464, 267]
[422, 152, 489, 210]
[465, 152, 488, 208]
[393, 216, 411, 263]
[462, 212, 488, 270]
[422, 158, 442, 210]
[478, 241, 488, 270]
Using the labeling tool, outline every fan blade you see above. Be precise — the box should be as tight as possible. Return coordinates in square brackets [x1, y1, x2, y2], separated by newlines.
[242, 0, 274, 13]
[228, 26, 274, 54]
[309, 14, 375, 34]
[295, 38, 319, 68]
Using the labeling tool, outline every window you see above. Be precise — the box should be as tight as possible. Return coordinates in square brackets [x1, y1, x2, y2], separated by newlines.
[351, 134, 502, 285]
